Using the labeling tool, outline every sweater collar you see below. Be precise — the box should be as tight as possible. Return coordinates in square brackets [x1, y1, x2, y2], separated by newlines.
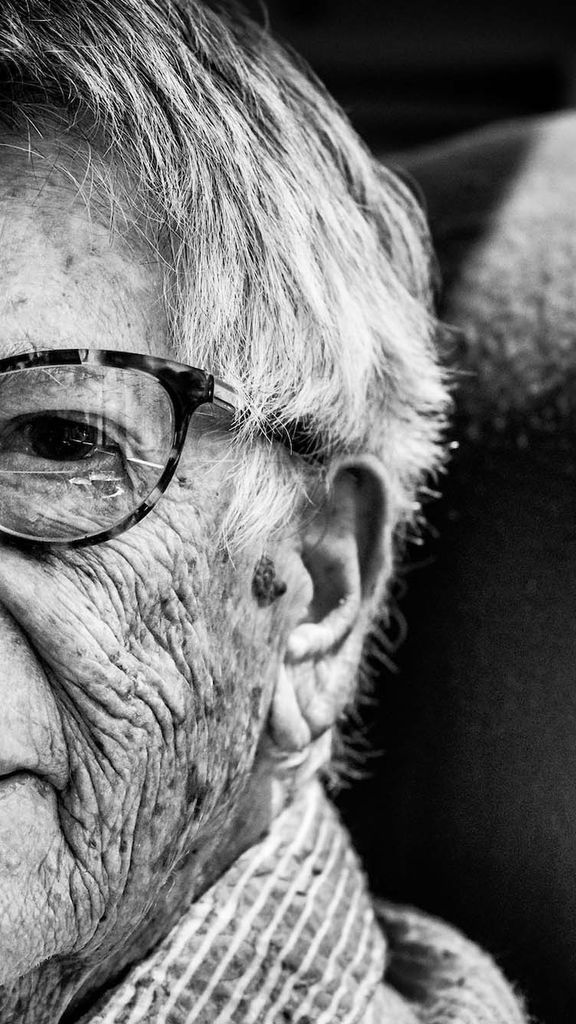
[80, 781, 526, 1024]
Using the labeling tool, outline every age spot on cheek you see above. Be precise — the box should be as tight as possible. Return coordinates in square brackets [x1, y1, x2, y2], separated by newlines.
[251, 555, 287, 607]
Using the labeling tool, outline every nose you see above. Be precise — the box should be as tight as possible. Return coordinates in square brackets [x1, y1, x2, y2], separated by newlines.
[0, 601, 68, 789]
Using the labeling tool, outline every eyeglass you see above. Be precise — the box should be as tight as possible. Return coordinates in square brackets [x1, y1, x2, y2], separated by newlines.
[0, 348, 246, 548]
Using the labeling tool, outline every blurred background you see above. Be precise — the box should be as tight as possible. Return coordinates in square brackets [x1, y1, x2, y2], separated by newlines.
[255, 0, 576, 153]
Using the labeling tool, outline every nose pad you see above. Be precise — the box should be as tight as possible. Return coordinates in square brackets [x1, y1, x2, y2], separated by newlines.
[0, 602, 69, 789]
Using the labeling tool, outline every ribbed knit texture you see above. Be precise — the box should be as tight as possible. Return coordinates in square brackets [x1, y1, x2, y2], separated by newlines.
[80, 781, 528, 1023]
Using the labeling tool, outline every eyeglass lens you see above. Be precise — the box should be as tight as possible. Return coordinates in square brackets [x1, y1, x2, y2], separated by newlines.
[0, 364, 175, 542]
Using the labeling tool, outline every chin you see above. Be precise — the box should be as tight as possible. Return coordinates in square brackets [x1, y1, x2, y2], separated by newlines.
[0, 773, 77, 984]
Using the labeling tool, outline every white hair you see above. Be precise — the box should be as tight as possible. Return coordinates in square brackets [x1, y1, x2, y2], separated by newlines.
[0, 0, 448, 588]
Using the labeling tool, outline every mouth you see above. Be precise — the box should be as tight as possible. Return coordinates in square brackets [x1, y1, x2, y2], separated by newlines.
[0, 735, 69, 792]
[0, 768, 64, 882]
[0, 769, 55, 799]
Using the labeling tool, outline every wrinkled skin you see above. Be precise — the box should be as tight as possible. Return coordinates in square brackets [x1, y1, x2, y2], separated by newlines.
[0, 141, 287, 1021]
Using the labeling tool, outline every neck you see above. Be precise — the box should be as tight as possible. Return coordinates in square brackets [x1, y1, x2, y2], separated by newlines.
[0, 961, 79, 1024]
[70, 780, 388, 1024]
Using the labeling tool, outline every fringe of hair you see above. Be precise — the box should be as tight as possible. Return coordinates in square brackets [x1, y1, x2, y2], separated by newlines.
[0, 0, 450, 592]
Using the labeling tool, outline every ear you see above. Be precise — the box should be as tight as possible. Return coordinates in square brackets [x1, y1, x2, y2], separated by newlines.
[268, 455, 390, 754]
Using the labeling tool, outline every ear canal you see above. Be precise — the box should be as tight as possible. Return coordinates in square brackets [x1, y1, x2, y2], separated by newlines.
[267, 457, 389, 754]
[301, 456, 389, 627]
[340, 461, 389, 601]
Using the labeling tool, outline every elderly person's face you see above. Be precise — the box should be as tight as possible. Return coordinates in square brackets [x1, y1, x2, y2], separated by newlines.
[0, 140, 287, 988]
[0, 138, 383, 1013]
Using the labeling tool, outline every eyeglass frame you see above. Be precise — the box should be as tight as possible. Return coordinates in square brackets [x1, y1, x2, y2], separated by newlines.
[0, 347, 249, 549]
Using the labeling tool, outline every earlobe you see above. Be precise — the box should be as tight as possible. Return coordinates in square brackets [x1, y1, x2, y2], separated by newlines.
[268, 456, 389, 754]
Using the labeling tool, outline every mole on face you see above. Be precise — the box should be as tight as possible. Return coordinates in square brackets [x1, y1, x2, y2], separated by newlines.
[251, 555, 287, 607]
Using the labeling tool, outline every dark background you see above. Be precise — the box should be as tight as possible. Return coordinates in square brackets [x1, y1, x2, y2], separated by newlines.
[260, 0, 576, 153]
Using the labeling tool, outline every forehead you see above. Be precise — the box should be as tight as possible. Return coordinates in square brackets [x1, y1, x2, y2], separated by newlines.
[0, 137, 170, 360]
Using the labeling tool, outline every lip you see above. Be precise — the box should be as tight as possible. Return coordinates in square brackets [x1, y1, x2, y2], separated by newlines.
[0, 754, 68, 792]
[0, 769, 53, 794]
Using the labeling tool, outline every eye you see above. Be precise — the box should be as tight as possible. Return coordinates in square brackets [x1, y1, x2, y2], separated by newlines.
[20, 415, 116, 462]
[0, 362, 176, 542]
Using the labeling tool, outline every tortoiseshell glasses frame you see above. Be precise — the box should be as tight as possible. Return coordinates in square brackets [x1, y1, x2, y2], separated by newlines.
[0, 348, 240, 548]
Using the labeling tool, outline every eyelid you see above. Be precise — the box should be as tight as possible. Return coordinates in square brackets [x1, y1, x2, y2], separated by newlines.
[0, 409, 127, 446]
[0, 398, 159, 459]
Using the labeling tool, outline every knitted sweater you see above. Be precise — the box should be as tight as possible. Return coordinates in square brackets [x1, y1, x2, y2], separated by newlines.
[80, 781, 527, 1024]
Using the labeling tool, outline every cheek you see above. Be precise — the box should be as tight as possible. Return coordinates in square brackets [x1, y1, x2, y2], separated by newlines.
[0, 487, 273, 958]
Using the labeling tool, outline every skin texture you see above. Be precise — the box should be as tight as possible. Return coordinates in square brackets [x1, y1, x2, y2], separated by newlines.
[0, 134, 386, 1024]
[0, 140, 294, 1021]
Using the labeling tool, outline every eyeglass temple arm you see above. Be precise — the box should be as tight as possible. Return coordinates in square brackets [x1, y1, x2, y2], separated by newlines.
[212, 378, 239, 414]
[211, 376, 322, 463]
